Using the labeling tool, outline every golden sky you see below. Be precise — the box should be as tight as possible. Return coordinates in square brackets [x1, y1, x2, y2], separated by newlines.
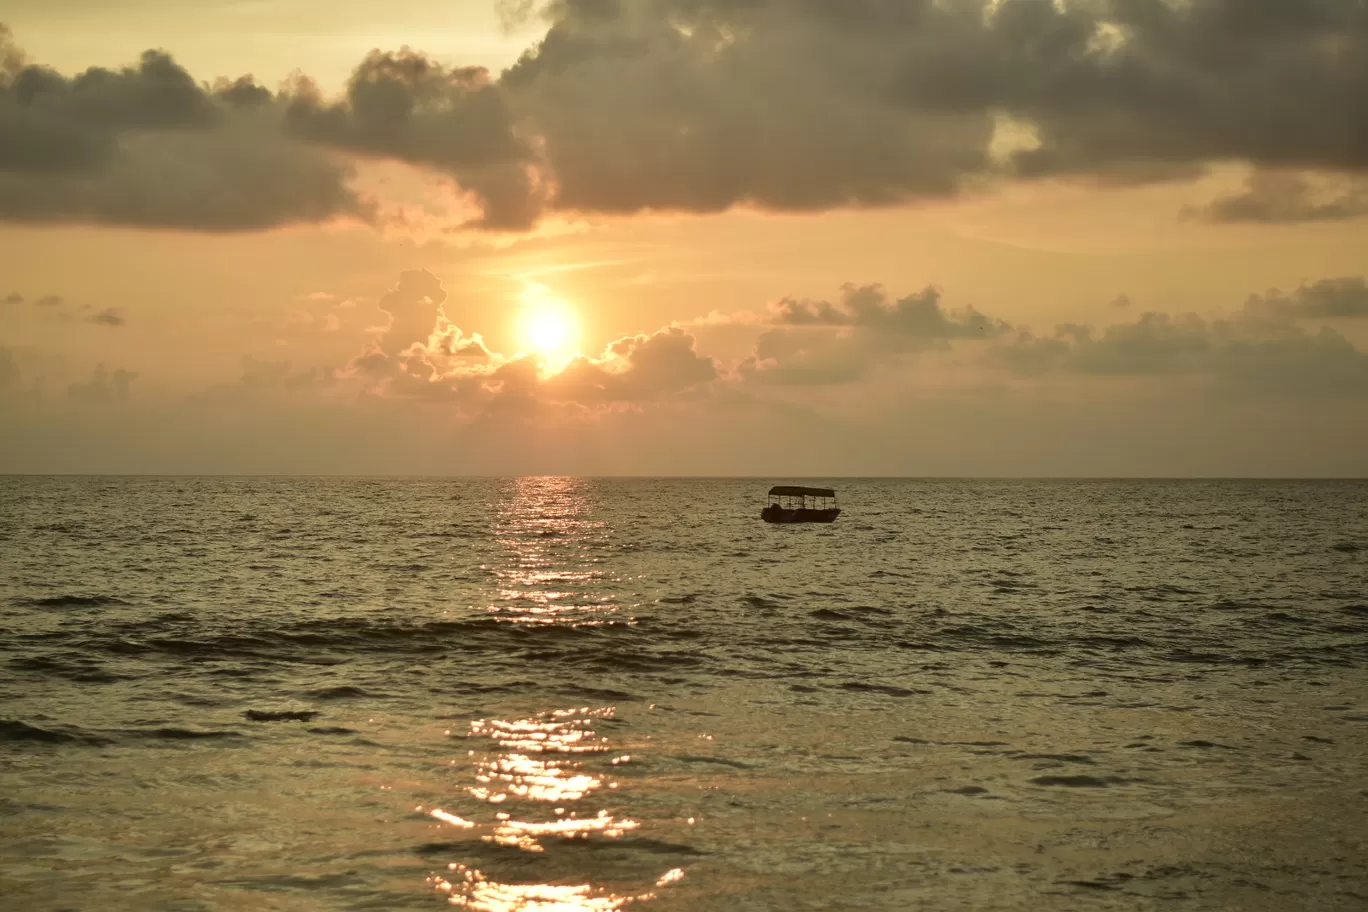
[2, 1, 1367, 475]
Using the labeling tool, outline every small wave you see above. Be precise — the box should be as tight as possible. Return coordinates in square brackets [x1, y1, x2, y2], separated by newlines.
[1012, 753, 1096, 765]
[305, 685, 373, 701]
[1263, 611, 1313, 625]
[244, 710, 320, 722]
[583, 650, 704, 672]
[840, 682, 926, 698]
[1179, 740, 1240, 750]
[1124, 584, 1201, 599]
[1074, 635, 1151, 649]
[7, 656, 125, 684]
[307, 726, 359, 736]
[447, 680, 540, 695]
[670, 754, 752, 769]
[1161, 650, 1261, 666]
[811, 606, 895, 625]
[1331, 541, 1362, 554]
[1210, 600, 1263, 611]
[0, 798, 65, 815]
[13, 595, 129, 609]
[557, 685, 636, 701]
[0, 719, 109, 746]
[938, 625, 1057, 652]
[95, 615, 650, 662]
[134, 728, 245, 741]
[1029, 775, 1120, 788]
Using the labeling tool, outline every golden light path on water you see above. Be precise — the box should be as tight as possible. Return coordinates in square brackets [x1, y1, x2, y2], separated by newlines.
[425, 708, 684, 910]
[487, 477, 626, 627]
[424, 478, 687, 910]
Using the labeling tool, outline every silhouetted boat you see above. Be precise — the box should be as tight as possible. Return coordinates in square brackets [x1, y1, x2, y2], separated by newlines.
[761, 486, 840, 524]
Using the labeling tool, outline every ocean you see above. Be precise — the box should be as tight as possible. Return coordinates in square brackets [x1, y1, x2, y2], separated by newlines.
[1, 477, 1365, 911]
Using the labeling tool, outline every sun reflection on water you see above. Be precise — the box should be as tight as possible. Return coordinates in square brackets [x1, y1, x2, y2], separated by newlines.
[425, 706, 685, 909]
[485, 478, 627, 628]
[423, 479, 687, 909]
[430, 864, 655, 912]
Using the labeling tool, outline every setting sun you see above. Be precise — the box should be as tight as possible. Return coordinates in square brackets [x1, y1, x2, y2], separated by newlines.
[520, 301, 580, 363]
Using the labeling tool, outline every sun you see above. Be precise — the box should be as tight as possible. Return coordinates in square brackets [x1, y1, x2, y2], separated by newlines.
[519, 301, 580, 362]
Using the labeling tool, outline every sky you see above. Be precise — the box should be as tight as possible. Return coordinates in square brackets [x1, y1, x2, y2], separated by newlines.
[2, 0, 1367, 476]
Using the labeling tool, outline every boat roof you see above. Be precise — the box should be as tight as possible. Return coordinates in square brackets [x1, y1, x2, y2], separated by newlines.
[769, 485, 835, 498]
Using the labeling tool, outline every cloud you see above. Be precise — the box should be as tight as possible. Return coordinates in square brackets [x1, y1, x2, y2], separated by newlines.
[1187, 172, 1368, 224]
[67, 364, 135, 404]
[504, 0, 1368, 218]
[956, 1, 1368, 181]
[726, 276, 1368, 397]
[502, 0, 994, 217]
[0, 113, 369, 232]
[283, 50, 540, 229]
[0, 25, 365, 231]
[85, 307, 126, 327]
[772, 284, 1006, 337]
[351, 270, 493, 392]
[12, 268, 1368, 475]
[1245, 277, 1368, 320]
[345, 270, 500, 404]
[340, 269, 717, 411]
[372, 269, 450, 356]
[740, 283, 1007, 384]
[546, 327, 718, 403]
[994, 308, 1368, 397]
[5, 2, 1368, 233]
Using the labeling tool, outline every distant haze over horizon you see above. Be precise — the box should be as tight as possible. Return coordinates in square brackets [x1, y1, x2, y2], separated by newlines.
[3, 1, 1368, 476]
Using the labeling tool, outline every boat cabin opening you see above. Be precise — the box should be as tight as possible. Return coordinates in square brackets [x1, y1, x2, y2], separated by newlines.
[761, 486, 841, 523]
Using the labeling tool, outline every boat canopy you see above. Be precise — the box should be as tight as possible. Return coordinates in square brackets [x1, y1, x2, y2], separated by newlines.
[769, 485, 835, 498]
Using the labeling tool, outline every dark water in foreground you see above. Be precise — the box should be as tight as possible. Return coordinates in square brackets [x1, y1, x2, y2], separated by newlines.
[1, 477, 1366, 911]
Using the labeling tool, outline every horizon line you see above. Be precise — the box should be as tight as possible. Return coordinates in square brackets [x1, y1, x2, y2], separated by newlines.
[2, 473, 1366, 482]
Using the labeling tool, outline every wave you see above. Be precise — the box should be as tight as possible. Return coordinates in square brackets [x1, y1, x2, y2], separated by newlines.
[12, 595, 129, 609]
[0, 719, 110, 746]
[244, 710, 320, 722]
[137, 727, 244, 741]
[304, 685, 375, 701]
[6, 655, 126, 683]
[8, 589, 1364, 682]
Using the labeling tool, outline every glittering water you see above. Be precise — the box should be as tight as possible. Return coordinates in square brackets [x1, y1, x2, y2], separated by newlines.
[1, 477, 1366, 911]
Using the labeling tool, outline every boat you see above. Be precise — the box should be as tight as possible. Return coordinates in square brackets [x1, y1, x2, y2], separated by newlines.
[761, 486, 841, 524]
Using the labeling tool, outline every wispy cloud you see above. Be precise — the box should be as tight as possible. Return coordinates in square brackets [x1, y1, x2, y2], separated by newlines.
[86, 308, 126, 327]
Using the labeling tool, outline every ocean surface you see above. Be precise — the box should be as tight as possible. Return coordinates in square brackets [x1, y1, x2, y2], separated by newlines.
[1, 477, 1366, 911]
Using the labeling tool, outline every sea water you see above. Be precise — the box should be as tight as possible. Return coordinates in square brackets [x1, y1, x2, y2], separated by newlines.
[1, 477, 1366, 910]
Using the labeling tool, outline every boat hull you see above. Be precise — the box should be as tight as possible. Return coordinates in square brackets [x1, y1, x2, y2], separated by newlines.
[761, 506, 841, 524]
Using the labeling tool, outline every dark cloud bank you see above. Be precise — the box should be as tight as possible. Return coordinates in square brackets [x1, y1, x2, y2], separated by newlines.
[4, 0, 1368, 231]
